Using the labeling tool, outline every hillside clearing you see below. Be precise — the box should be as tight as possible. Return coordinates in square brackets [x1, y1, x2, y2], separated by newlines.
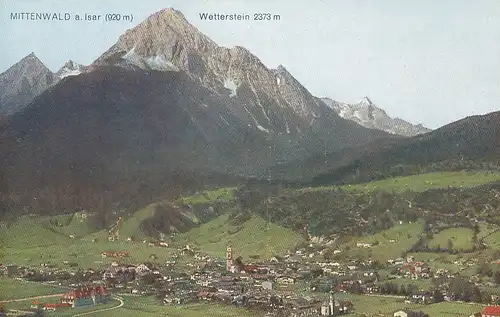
[306, 171, 500, 193]
[173, 213, 305, 260]
[177, 187, 237, 205]
[342, 222, 424, 262]
[428, 227, 475, 251]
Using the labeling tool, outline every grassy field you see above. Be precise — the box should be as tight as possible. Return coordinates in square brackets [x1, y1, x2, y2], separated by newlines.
[420, 301, 484, 316]
[47, 212, 98, 238]
[79, 296, 258, 317]
[0, 215, 72, 249]
[177, 187, 237, 205]
[343, 222, 424, 262]
[334, 294, 422, 316]
[173, 213, 305, 260]
[483, 230, 500, 249]
[0, 277, 66, 301]
[4, 297, 122, 316]
[428, 228, 475, 251]
[387, 278, 434, 291]
[2, 238, 177, 269]
[332, 294, 485, 317]
[0, 212, 177, 269]
[1, 205, 303, 268]
[477, 223, 499, 241]
[307, 171, 500, 193]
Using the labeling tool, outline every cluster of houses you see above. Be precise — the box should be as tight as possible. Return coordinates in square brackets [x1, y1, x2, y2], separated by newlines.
[6, 238, 500, 317]
[28, 285, 110, 312]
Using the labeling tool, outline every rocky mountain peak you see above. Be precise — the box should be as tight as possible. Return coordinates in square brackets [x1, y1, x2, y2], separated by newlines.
[63, 60, 76, 68]
[93, 7, 217, 69]
[321, 97, 431, 137]
[359, 96, 373, 106]
[0, 52, 55, 115]
[88, 8, 391, 147]
[16, 52, 49, 72]
[56, 60, 85, 79]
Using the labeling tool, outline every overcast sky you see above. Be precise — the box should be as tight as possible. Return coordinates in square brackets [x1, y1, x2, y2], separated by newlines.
[1, 0, 499, 129]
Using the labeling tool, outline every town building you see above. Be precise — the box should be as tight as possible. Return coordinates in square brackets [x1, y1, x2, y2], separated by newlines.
[226, 245, 233, 272]
[320, 293, 335, 316]
[60, 285, 109, 308]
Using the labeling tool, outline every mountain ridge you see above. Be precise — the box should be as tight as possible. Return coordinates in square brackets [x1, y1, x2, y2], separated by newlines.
[320, 96, 432, 137]
[0, 52, 88, 115]
[310, 110, 500, 185]
[92, 8, 388, 143]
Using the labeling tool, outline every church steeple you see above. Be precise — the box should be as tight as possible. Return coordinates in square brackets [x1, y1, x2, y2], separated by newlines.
[226, 245, 233, 271]
[329, 291, 334, 315]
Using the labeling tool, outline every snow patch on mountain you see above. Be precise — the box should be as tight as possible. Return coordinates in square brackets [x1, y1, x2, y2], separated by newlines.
[122, 46, 179, 71]
[223, 78, 238, 97]
[57, 67, 81, 79]
[144, 55, 179, 71]
[243, 105, 269, 133]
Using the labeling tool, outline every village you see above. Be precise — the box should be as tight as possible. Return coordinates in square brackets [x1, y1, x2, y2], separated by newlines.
[3, 237, 500, 317]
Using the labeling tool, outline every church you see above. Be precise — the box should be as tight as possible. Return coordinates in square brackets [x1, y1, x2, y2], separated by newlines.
[320, 293, 353, 316]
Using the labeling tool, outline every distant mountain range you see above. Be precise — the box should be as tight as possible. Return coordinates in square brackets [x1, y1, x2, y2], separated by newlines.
[321, 97, 431, 137]
[0, 8, 390, 215]
[0, 7, 497, 217]
[0, 9, 427, 138]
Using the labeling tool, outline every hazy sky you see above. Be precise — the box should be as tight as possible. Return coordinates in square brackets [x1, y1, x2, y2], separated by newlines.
[1, 0, 499, 129]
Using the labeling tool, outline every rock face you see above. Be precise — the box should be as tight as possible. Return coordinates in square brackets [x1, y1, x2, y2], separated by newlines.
[0, 53, 56, 115]
[321, 97, 431, 137]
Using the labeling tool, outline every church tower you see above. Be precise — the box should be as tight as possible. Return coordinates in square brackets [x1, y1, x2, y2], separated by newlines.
[226, 245, 233, 271]
[329, 292, 334, 315]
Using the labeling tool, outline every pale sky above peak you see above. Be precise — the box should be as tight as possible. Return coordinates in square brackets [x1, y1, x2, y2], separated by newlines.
[1, 0, 499, 129]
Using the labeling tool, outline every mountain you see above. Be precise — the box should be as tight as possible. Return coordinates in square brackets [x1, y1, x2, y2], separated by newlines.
[3, 66, 271, 213]
[0, 55, 87, 115]
[92, 8, 389, 152]
[1, 8, 395, 216]
[321, 97, 431, 137]
[55, 60, 86, 79]
[0, 53, 56, 115]
[311, 110, 500, 185]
